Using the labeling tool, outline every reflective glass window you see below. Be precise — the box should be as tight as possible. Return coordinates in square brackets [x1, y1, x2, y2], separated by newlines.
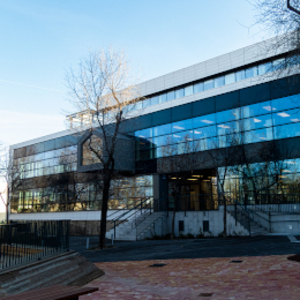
[167, 91, 175, 101]
[193, 113, 216, 128]
[241, 114, 272, 131]
[185, 85, 193, 96]
[176, 142, 194, 155]
[245, 67, 258, 79]
[216, 108, 240, 123]
[194, 82, 204, 93]
[274, 122, 300, 139]
[172, 119, 193, 133]
[152, 135, 173, 147]
[151, 96, 159, 105]
[214, 76, 225, 88]
[271, 95, 300, 112]
[241, 101, 272, 118]
[143, 98, 152, 108]
[135, 101, 143, 110]
[225, 73, 235, 85]
[172, 130, 193, 143]
[157, 145, 176, 158]
[258, 62, 272, 75]
[272, 108, 300, 126]
[153, 124, 172, 136]
[217, 121, 240, 136]
[272, 58, 285, 71]
[135, 128, 152, 139]
[243, 128, 273, 144]
[158, 93, 167, 103]
[194, 137, 218, 152]
[44, 151, 55, 160]
[204, 79, 214, 91]
[235, 70, 245, 82]
[193, 126, 217, 140]
[218, 133, 241, 148]
[289, 54, 300, 67]
[175, 88, 184, 99]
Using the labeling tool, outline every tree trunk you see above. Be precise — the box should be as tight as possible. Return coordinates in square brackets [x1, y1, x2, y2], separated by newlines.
[100, 176, 111, 249]
[6, 187, 9, 224]
[223, 197, 227, 237]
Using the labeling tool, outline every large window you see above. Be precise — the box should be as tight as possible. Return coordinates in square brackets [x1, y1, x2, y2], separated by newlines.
[134, 93, 300, 161]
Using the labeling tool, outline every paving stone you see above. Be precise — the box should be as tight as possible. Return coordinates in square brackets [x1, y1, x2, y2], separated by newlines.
[81, 255, 300, 300]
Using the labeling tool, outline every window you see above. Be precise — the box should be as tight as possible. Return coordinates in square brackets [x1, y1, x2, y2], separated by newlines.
[82, 135, 102, 166]
[216, 108, 240, 123]
[158, 93, 167, 103]
[225, 73, 235, 85]
[152, 123, 172, 136]
[193, 113, 216, 128]
[274, 122, 300, 139]
[217, 121, 239, 136]
[235, 70, 245, 82]
[194, 82, 204, 93]
[185, 85, 193, 96]
[258, 62, 272, 75]
[172, 119, 193, 133]
[271, 95, 300, 112]
[241, 101, 272, 119]
[245, 67, 258, 79]
[241, 114, 272, 131]
[151, 96, 159, 105]
[272, 108, 300, 126]
[204, 79, 214, 91]
[243, 128, 273, 144]
[167, 91, 175, 101]
[175, 88, 184, 99]
[193, 126, 217, 140]
[214, 76, 225, 88]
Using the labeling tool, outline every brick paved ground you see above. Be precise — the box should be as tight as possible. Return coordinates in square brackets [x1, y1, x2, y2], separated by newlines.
[81, 254, 300, 300]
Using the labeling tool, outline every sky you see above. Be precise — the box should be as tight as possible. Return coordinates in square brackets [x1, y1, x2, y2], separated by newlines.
[0, 0, 269, 147]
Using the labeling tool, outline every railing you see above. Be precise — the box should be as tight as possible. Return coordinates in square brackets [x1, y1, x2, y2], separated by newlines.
[227, 201, 251, 233]
[0, 220, 69, 270]
[240, 190, 300, 213]
[109, 197, 152, 237]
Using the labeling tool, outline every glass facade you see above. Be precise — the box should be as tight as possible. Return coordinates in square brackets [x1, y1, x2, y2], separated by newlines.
[126, 56, 298, 113]
[13, 146, 77, 179]
[134, 94, 300, 160]
[219, 158, 300, 205]
[11, 175, 153, 213]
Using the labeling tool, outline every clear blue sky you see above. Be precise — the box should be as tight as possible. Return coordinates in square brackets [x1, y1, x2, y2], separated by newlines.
[0, 0, 268, 146]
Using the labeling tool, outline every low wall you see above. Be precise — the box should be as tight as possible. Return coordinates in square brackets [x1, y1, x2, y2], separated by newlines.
[164, 211, 249, 237]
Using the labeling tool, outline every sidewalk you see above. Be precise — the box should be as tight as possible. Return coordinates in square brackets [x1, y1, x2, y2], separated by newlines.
[81, 254, 300, 300]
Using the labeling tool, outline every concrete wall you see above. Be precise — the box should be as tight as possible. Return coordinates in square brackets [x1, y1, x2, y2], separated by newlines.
[163, 211, 249, 237]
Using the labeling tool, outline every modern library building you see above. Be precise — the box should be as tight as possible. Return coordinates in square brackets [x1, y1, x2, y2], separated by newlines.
[9, 37, 300, 238]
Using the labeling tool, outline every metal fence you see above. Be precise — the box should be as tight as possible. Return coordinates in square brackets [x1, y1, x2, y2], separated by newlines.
[0, 220, 69, 270]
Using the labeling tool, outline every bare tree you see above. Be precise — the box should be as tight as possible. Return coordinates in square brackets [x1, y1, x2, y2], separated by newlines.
[254, 0, 300, 73]
[66, 48, 142, 248]
[0, 144, 24, 223]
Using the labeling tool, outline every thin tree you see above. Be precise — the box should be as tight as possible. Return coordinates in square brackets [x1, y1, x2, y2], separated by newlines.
[66, 48, 142, 249]
[0, 144, 24, 223]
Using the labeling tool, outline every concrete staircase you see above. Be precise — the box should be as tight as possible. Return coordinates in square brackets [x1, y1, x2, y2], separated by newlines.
[249, 219, 269, 236]
[105, 212, 167, 241]
[0, 251, 104, 297]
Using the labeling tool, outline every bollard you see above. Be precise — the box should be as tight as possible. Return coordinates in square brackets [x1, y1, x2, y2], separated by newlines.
[86, 237, 89, 250]
[111, 234, 114, 246]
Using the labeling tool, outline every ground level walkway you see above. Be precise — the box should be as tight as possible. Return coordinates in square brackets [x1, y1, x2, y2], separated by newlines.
[71, 236, 300, 299]
[81, 255, 300, 299]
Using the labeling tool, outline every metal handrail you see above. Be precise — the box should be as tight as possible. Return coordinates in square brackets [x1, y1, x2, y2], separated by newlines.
[110, 197, 152, 223]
